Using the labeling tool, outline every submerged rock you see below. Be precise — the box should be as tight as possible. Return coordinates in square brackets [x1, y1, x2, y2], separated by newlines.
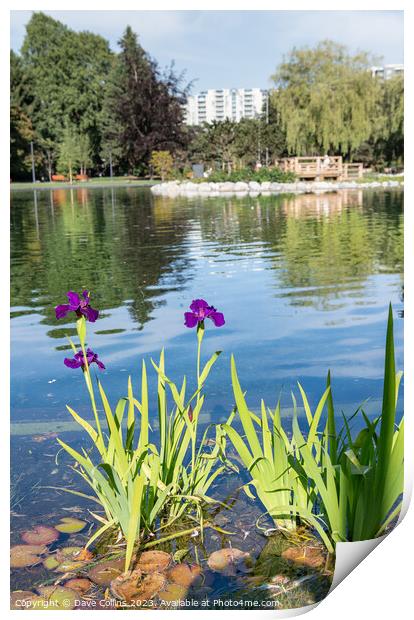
[282, 545, 325, 569]
[110, 569, 166, 604]
[207, 548, 252, 576]
[64, 578, 93, 593]
[88, 557, 125, 586]
[167, 563, 202, 587]
[158, 583, 188, 603]
[136, 550, 171, 574]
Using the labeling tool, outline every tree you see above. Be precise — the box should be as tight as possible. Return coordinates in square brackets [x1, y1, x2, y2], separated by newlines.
[100, 26, 190, 173]
[20, 12, 112, 169]
[10, 104, 36, 180]
[271, 40, 381, 158]
[57, 125, 81, 182]
[10, 50, 39, 180]
[78, 134, 93, 175]
[375, 75, 404, 165]
[150, 151, 173, 180]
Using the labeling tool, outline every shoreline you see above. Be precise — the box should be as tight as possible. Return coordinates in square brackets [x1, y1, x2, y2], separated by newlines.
[151, 179, 403, 198]
[10, 179, 159, 192]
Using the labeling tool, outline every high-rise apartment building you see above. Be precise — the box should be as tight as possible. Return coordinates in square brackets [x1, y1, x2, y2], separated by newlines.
[371, 64, 404, 79]
[184, 88, 269, 126]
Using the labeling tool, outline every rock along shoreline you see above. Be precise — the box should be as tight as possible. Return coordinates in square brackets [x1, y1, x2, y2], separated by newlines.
[151, 179, 403, 198]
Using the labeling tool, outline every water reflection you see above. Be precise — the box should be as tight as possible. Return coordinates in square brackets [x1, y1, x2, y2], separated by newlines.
[11, 187, 403, 423]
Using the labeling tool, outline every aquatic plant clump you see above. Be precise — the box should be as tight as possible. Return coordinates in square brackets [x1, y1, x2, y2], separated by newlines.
[225, 305, 404, 550]
[54, 291, 232, 573]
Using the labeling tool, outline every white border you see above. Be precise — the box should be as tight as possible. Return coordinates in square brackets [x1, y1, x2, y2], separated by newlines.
[2, 2, 411, 618]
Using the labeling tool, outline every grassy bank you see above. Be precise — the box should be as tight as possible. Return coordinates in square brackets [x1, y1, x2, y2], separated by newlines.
[10, 177, 160, 191]
[358, 173, 404, 184]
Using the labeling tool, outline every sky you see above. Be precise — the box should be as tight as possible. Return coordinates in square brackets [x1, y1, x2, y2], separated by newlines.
[10, 10, 404, 92]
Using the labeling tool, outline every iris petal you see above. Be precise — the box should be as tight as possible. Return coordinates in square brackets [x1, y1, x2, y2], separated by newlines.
[64, 357, 83, 369]
[184, 312, 198, 328]
[66, 291, 81, 309]
[80, 306, 99, 322]
[209, 311, 225, 327]
[190, 299, 209, 314]
[55, 304, 71, 319]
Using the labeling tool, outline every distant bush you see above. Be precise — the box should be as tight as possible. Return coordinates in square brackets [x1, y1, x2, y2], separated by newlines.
[187, 167, 296, 183]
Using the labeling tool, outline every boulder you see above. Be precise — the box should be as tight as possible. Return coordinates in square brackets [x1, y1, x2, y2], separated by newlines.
[234, 181, 249, 192]
[219, 182, 235, 192]
[248, 181, 261, 191]
[198, 183, 211, 192]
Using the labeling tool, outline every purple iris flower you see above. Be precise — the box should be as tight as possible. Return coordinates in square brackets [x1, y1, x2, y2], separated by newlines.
[184, 299, 225, 328]
[64, 348, 106, 371]
[55, 290, 99, 322]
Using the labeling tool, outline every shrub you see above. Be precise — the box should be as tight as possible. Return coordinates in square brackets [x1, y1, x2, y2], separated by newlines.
[191, 167, 296, 183]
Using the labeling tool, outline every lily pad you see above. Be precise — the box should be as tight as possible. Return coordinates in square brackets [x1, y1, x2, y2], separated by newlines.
[54, 517, 87, 534]
[43, 556, 60, 570]
[88, 557, 125, 586]
[281, 545, 325, 569]
[10, 590, 40, 609]
[111, 569, 166, 604]
[136, 550, 171, 574]
[53, 546, 93, 573]
[207, 548, 252, 577]
[158, 583, 188, 603]
[37, 586, 77, 610]
[65, 578, 92, 593]
[11, 544, 48, 568]
[167, 563, 202, 587]
[21, 525, 59, 546]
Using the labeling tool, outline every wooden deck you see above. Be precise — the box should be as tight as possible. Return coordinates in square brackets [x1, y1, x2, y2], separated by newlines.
[277, 156, 363, 181]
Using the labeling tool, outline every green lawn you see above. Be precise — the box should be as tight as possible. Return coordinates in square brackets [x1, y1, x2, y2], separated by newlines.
[10, 177, 160, 191]
[357, 173, 404, 184]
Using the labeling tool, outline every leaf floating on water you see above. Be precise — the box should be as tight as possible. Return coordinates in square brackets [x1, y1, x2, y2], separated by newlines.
[88, 557, 125, 586]
[136, 550, 171, 574]
[173, 548, 189, 563]
[37, 585, 77, 610]
[158, 583, 188, 603]
[32, 432, 59, 443]
[10, 590, 41, 609]
[10, 544, 48, 568]
[21, 525, 59, 545]
[54, 517, 87, 534]
[110, 569, 166, 604]
[207, 548, 252, 577]
[43, 555, 60, 570]
[65, 578, 92, 593]
[53, 546, 93, 572]
[167, 563, 202, 587]
[281, 546, 325, 569]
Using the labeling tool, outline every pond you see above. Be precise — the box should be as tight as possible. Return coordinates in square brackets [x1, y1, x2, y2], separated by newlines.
[10, 187, 403, 609]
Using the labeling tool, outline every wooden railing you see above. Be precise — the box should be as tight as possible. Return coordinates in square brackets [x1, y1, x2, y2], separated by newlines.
[277, 157, 363, 180]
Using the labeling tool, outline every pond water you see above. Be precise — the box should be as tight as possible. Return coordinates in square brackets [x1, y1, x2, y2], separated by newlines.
[10, 187, 403, 608]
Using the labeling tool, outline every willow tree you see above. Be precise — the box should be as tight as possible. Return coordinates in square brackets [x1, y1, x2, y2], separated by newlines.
[271, 40, 380, 158]
[375, 75, 404, 164]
